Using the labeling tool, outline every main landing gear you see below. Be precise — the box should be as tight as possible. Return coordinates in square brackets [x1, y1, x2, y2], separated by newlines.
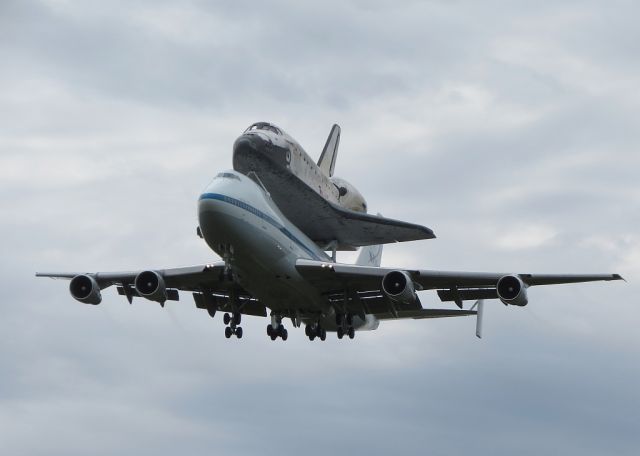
[305, 323, 326, 341]
[336, 313, 355, 340]
[267, 314, 288, 341]
[223, 312, 243, 339]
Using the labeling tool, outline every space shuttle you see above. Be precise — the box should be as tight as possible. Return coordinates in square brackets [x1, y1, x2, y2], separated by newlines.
[232, 122, 434, 255]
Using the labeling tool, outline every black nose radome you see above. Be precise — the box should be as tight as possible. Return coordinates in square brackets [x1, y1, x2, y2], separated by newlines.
[233, 133, 268, 157]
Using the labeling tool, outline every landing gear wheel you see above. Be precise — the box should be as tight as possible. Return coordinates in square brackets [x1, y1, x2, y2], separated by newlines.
[232, 312, 241, 326]
[281, 329, 288, 341]
[270, 333, 277, 341]
[320, 328, 326, 341]
[309, 333, 316, 341]
[236, 326, 243, 339]
[305, 325, 311, 337]
[225, 327, 233, 339]
[348, 327, 355, 339]
[337, 327, 344, 339]
[267, 324, 274, 337]
[223, 313, 231, 325]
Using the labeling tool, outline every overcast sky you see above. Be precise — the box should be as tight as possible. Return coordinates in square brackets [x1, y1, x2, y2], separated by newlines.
[1, 0, 639, 454]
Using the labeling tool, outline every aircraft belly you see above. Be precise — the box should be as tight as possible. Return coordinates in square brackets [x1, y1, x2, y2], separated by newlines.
[199, 201, 326, 312]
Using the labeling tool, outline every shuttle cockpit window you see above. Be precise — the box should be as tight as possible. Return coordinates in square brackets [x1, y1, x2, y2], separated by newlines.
[244, 122, 282, 135]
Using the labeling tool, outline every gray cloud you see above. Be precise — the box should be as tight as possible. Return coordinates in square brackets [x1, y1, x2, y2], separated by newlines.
[1, 0, 639, 454]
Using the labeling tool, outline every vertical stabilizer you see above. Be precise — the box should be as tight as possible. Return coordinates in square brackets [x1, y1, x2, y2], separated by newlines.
[356, 244, 383, 267]
[318, 124, 341, 177]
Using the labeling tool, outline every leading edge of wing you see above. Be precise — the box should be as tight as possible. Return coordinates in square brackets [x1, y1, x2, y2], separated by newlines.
[36, 263, 227, 288]
[295, 259, 624, 291]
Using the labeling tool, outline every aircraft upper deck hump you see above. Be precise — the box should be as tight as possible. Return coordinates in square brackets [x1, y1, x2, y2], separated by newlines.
[317, 124, 341, 177]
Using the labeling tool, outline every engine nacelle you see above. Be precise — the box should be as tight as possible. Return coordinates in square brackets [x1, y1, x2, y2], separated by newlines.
[496, 275, 529, 306]
[69, 274, 102, 305]
[382, 270, 417, 306]
[135, 270, 167, 303]
[331, 177, 368, 213]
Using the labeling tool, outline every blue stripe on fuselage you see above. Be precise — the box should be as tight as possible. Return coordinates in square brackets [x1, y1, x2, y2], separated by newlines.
[199, 192, 324, 261]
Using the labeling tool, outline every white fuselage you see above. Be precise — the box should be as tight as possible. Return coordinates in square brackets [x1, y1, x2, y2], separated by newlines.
[198, 170, 378, 331]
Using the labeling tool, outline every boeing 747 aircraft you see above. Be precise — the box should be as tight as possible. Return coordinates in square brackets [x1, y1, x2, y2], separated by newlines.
[37, 123, 623, 341]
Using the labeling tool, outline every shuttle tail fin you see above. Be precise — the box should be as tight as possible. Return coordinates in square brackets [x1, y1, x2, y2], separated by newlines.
[318, 124, 341, 177]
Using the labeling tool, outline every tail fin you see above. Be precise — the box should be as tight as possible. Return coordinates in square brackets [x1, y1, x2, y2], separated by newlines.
[356, 244, 383, 267]
[318, 124, 341, 177]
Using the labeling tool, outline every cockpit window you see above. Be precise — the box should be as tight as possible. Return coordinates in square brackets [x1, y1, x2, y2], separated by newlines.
[244, 122, 282, 135]
[215, 172, 241, 181]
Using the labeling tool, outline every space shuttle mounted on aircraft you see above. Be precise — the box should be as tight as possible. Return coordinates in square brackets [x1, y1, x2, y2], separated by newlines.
[233, 122, 434, 254]
[36, 122, 623, 342]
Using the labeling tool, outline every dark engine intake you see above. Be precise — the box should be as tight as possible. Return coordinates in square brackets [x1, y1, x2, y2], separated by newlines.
[382, 270, 417, 305]
[135, 270, 167, 303]
[496, 274, 528, 306]
[69, 274, 102, 305]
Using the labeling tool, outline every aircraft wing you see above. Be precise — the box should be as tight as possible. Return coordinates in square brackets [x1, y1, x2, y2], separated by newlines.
[261, 170, 434, 250]
[36, 263, 268, 317]
[295, 259, 624, 312]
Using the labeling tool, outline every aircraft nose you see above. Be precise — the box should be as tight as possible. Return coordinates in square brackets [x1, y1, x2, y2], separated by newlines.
[233, 132, 289, 173]
[233, 133, 268, 157]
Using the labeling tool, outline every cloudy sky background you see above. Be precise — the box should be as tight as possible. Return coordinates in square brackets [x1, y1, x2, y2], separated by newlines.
[1, 0, 639, 454]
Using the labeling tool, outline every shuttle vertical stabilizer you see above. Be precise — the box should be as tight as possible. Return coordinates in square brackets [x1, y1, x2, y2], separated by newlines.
[318, 124, 341, 177]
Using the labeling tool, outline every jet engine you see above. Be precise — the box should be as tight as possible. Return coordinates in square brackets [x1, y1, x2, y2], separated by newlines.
[496, 274, 528, 306]
[382, 270, 417, 305]
[69, 274, 102, 305]
[135, 270, 167, 303]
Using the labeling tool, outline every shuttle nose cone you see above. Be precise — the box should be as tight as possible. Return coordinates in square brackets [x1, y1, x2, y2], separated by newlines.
[234, 132, 288, 174]
[233, 133, 268, 157]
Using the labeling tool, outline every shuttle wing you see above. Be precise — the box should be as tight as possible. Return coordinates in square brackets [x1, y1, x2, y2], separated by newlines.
[265, 169, 434, 249]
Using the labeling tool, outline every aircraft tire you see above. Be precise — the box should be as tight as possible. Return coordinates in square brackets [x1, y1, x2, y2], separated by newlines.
[320, 329, 326, 341]
[225, 327, 233, 339]
[282, 329, 288, 341]
[337, 327, 344, 339]
[267, 324, 273, 337]
[223, 313, 231, 325]
[236, 327, 243, 339]
[348, 327, 355, 339]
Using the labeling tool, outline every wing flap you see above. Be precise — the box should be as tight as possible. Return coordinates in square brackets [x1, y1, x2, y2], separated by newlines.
[374, 309, 477, 320]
